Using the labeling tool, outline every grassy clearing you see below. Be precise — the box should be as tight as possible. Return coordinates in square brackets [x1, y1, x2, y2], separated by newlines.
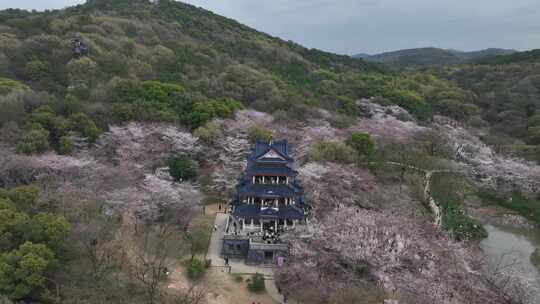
[476, 190, 540, 226]
[430, 174, 487, 241]
[183, 258, 208, 281]
[531, 248, 540, 270]
[231, 274, 244, 282]
[190, 214, 215, 257]
[246, 273, 266, 293]
[140, 213, 215, 261]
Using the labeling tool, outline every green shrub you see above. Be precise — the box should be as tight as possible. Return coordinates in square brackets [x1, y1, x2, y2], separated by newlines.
[247, 126, 273, 143]
[441, 200, 487, 241]
[384, 89, 432, 121]
[110, 78, 242, 127]
[16, 124, 50, 155]
[336, 96, 359, 116]
[194, 121, 222, 144]
[477, 190, 540, 225]
[68, 113, 101, 143]
[353, 263, 369, 277]
[111, 103, 136, 122]
[167, 156, 196, 182]
[110, 78, 145, 104]
[2, 185, 39, 212]
[0, 92, 26, 127]
[0, 198, 16, 211]
[28, 212, 71, 251]
[328, 114, 356, 129]
[59, 94, 82, 116]
[232, 274, 243, 282]
[186, 258, 206, 281]
[247, 273, 265, 293]
[24, 59, 49, 81]
[187, 98, 242, 128]
[28, 106, 58, 133]
[0, 186, 70, 301]
[0, 78, 29, 95]
[57, 136, 74, 155]
[346, 132, 375, 160]
[309, 140, 356, 164]
[0, 242, 57, 300]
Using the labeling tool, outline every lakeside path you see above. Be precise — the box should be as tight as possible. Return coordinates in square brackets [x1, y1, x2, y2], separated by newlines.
[207, 213, 285, 303]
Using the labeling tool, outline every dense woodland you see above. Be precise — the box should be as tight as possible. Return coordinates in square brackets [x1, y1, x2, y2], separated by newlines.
[0, 0, 539, 303]
[0, 0, 486, 154]
[1, 0, 537, 161]
[436, 58, 540, 162]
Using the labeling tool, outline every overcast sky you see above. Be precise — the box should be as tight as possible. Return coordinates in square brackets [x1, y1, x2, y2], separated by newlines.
[1, 0, 539, 54]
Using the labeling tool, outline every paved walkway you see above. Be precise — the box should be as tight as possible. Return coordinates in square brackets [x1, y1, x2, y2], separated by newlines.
[207, 213, 285, 303]
[206, 212, 227, 266]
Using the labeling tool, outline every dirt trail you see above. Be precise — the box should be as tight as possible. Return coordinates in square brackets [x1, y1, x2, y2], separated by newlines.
[384, 161, 462, 227]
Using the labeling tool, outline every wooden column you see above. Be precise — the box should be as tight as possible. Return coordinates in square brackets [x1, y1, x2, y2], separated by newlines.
[274, 220, 278, 231]
[260, 221, 263, 232]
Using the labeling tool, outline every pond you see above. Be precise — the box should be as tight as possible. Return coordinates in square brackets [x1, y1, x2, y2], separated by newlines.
[481, 224, 540, 303]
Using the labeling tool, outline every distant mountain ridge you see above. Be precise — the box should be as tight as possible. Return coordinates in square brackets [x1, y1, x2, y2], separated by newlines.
[473, 48, 540, 65]
[353, 47, 516, 68]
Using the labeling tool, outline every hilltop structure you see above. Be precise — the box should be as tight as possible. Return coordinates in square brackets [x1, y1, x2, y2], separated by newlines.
[71, 34, 89, 57]
[222, 140, 308, 264]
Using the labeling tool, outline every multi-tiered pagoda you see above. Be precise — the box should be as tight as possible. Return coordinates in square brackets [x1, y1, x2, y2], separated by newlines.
[222, 140, 308, 264]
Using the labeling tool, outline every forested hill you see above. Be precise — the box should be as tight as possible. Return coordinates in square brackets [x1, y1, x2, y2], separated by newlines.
[354, 47, 515, 68]
[0, 0, 487, 157]
[438, 49, 540, 162]
[474, 48, 540, 65]
[0, 0, 379, 97]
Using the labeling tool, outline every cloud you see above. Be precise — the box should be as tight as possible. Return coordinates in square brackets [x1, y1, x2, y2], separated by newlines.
[1, 0, 538, 54]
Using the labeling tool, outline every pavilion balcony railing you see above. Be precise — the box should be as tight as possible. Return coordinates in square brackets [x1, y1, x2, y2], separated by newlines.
[223, 234, 249, 240]
[249, 240, 288, 251]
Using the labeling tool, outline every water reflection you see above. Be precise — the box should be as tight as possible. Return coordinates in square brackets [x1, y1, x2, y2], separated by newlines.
[481, 224, 540, 303]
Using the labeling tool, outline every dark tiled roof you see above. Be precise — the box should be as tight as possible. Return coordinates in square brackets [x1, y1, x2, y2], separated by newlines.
[249, 140, 292, 162]
[232, 205, 304, 220]
[260, 207, 279, 218]
[272, 140, 288, 156]
[233, 204, 260, 218]
[278, 205, 304, 219]
[238, 184, 297, 197]
[247, 165, 295, 176]
[256, 157, 287, 163]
